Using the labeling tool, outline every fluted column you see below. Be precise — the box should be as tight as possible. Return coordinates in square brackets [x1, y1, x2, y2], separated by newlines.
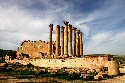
[49, 24, 53, 58]
[61, 26, 65, 55]
[69, 24, 73, 56]
[56, 25, 60, 56]
[80, 32, 83, 57]
[73, 28, 77, 56]
[64, 21, 69, 57]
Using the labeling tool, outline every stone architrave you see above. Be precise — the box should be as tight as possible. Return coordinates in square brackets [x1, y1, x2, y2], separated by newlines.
[56, 25, 60, 56]
[61, 26, 65, 55]
[80, 32, 83, 57]
[69, 24, 73, 56]
[73, 28, 77, 56]
[49, 24, 53, 58]
[64, 21, 69, 57]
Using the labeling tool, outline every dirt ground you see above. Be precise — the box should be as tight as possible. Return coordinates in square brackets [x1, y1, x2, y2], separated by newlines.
[0, 66, 125, 83]
[100, 66, 125, 83]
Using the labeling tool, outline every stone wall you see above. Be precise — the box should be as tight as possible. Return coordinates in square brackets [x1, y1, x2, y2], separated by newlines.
[6, 56, 109, 69]
[30, 57, 109, 69]
[6, 55, 119, 76]
[16, 40, 55, 58]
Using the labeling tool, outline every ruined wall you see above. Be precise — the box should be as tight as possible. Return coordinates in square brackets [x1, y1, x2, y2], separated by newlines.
[30, 57, 109, 69]
[16, 40, 55, 58]
[6, 54, 119, 76]
[7, 57, 109, 69]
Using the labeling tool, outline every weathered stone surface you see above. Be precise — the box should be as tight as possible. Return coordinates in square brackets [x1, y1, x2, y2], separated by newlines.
[49, 24, 53, 58]
[94, 75, 102, 80]
[64, 21, 69, 56]
[61, 26, 65, 55]
[77, 30, 80, 57]
[68, 24, 73, 56]
[76, 37, 79, 56]
[80, 32, 83, 57]
[108, 61, 120, 75]
[56, 25, 60, 56]
[17, 40, 55, 58]
[73, 27, 77, 56]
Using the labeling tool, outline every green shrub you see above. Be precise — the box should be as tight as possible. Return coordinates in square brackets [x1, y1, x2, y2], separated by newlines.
[20, 70, 36, 75]
[0, 59, 5, 63]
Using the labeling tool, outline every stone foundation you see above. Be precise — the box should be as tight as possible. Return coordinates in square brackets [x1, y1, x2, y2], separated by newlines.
[30, 57, 109, 69]
[6, 55, 119, 76]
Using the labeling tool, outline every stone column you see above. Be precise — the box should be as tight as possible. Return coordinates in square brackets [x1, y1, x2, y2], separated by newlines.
[80, 32, 83, 57]
[49, 24, 53, 58]
[56, 25, 60, 56]
[73, 28, 77, 56]
[64, 21, 69, 57]
[77, 30, 80, 57]
[76, 37, 78, 56]
[69, 24, 73, 56]
[61, 26, 64, 55]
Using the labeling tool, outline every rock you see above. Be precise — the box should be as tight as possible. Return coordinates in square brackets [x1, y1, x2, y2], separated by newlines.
[82, 74, 94, 80]
[94, 75, 102, 80]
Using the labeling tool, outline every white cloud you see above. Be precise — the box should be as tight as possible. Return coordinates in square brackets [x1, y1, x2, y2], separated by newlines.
[84, 31, 125, 55]
[0, 41, 19, 50]
[77, 24, 90, 38]
[92, 33, 111, 44]
[0, 5, 54, 50]
[110, 31, 125, 42]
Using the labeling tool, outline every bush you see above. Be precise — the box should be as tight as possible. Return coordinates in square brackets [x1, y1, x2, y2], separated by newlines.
[0, 49, 17, 60]
[20, 70, 36, 75]
[27, 63, 34, 68]
[0, 59, 5, 63]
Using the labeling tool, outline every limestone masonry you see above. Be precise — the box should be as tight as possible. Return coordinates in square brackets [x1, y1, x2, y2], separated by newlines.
[16, 40, 55, 59]
[6, 21, 120, 79]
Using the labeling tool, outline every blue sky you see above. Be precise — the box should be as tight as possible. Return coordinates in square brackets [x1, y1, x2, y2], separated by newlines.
[0, 0, 125, 55]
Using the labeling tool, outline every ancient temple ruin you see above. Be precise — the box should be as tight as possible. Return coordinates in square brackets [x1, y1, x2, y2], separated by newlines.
[49, 21, 83, 58]
[6, 21, 120, 79]
[17, 21, 84, 59]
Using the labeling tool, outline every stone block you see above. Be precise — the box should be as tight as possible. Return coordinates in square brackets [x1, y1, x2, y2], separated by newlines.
[94, 75, 102, 80]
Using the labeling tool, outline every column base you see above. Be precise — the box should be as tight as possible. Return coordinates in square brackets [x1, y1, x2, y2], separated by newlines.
[69, 54, 73, 57]
[63, 54, 69, 58]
